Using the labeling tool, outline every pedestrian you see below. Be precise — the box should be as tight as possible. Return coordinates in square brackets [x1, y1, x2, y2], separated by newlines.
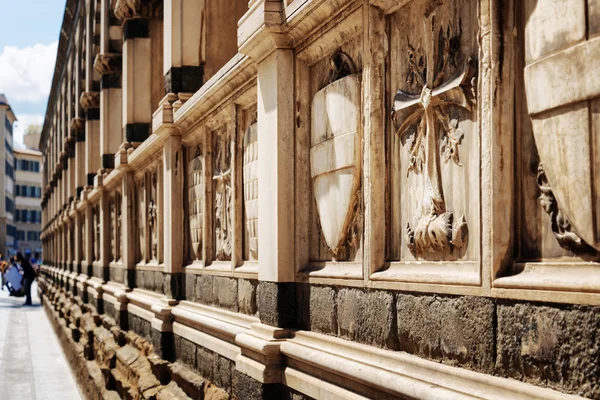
[16, 253, 35, 306]
[0, 253, 7, 291]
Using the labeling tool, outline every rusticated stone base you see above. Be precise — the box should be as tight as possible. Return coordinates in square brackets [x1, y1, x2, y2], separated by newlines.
[40, 279, 231, 400]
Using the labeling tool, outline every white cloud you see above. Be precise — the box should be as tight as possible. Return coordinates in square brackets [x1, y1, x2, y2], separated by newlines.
[0, 42, 58, 103]
[13, 114, 44, 149]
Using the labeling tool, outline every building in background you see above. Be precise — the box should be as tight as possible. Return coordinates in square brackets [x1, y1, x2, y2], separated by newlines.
[14, 131, 42, 256]
[0, 94, 16, 258]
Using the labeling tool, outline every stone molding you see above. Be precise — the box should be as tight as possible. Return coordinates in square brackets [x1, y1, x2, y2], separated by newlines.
[41, 266, 584, 400]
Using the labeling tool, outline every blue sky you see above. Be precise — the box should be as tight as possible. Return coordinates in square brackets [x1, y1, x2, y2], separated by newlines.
[0, 0, 66, 147]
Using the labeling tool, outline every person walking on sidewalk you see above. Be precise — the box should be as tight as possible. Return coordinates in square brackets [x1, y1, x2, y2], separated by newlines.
[17, 253, 35, 306]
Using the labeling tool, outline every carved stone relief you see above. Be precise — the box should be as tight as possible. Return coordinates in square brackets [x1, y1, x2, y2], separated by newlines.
[109, 198, 115, 262]
[138, 178, 146, 261]
[390, 1, 477, 261]
[93, 206, 100, 262]
[523, 0, 600, 255]
[243, 122, 259, 260]
[310, 52, 362, 260]
[114, 192, 122, 261]
[188, 146, 204, 261]
[213, 128, 232, 261]
[149, 171, 158, 261]
[536, 164, 597, 254]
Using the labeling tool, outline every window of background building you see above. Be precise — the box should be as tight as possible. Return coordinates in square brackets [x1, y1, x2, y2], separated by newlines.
[5, 197, 14, 213]
[5, 160, 13, 179]
[18, 230, 25, 241]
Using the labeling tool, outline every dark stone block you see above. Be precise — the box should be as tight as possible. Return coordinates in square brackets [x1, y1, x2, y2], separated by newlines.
[213, 277, 238, 311]
[178, 336, 197, 371]
[164, 65, 204, 94]
[87, 173, 96, 187]
[86, 108, 100, 121]
[185, 274, 197, 302]
[196, 275, 214, 305]
[213, 354, 233, 393]
[165, 272, 185, 300]
[496, 301, 600, 398]
[123, 19, 150, 40]
[238, 279, 258, 316]
[155, 271, 165, 294]
[152, 329, 175, 362]
[101, 154, 114, 170]
[197, 346, 214, 381]
[396, 294, 494, 372]
[233, 370, 281, 400]
[337, 288, 397, 349]
[303, 285, 336, 334]
[258, 281, 296, 329]
[125, 123, 150, 143]
[100, 73, 121, 90]
[135, 270, 145, 289]
[126, 269, 136, 290]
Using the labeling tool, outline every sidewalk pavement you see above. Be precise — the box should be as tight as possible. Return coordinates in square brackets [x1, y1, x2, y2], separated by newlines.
[0, 281, 82, 400]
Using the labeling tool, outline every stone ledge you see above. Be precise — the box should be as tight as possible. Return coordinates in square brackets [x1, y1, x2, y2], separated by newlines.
[41, 280, 230, 400]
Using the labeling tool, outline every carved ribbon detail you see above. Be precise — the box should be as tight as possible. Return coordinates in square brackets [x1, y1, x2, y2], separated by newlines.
[536, 164, 597, 254]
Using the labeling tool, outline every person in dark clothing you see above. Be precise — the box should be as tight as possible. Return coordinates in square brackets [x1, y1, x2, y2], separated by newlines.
[17, 253, 35, 305]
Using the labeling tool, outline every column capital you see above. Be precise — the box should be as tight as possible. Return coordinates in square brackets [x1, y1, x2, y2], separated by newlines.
[114, 0, 162, 22]
[94, 53, 122, 75]
[70, 117, 85, 134]
[80, 91, 100, 110]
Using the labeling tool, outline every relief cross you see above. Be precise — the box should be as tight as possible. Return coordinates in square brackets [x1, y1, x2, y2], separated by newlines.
[393, 11, 475, 259]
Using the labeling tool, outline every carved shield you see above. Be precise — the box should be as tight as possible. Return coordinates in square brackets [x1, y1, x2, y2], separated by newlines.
[524, 3, 600, 251]
[188, 152, 204, 260]
[243, 123, 259, 260]
[310, 74, 361, 254]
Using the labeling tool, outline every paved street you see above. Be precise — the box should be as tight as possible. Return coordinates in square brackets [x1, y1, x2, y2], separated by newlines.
[0, 282, 82, 400]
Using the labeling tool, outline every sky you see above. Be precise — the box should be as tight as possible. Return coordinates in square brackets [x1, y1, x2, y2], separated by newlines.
[0, 0, 66, 148]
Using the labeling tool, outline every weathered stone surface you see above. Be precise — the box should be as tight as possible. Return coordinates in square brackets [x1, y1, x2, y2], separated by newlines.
[232, 370, 281, 400]
[337, 288, 397, 349]
[258, 282, 296, 328]
[196, 275, 214, 305]
[396, 294, 495, 372]
[213, 277, 238, 311]
[180, 336, 197, 371]
[238, 279, 258, 316]
[186, 273, 197, 302]
[213, 354, 233, 393]
[497, 301, 600, 398]
[198, 345, 215, 381]
[304, 285, 337, 334]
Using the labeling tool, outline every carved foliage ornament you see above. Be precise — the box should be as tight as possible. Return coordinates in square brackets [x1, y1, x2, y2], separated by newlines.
[311, 52, 362, 258]
[393, 11, 476, 260]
